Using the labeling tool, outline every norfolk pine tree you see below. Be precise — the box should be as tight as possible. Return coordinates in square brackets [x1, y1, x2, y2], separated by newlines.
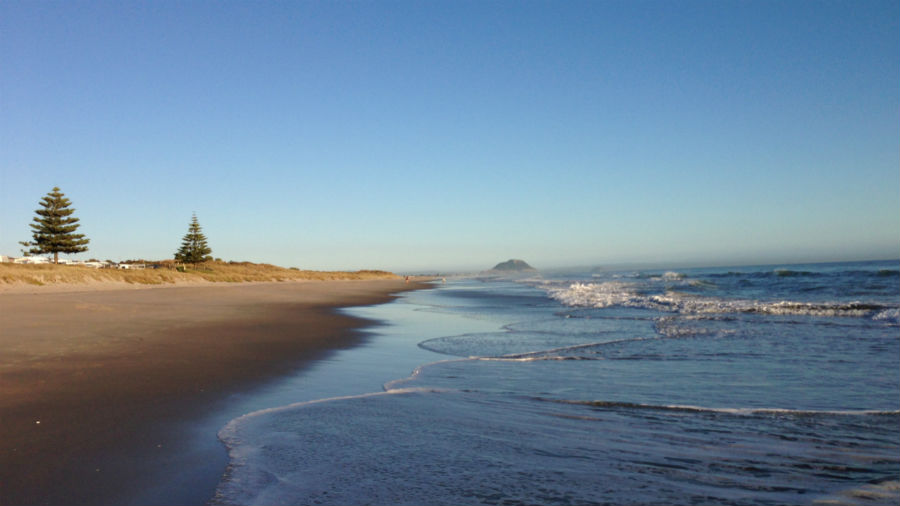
[174, 214, 212, 263]
[19, 187, 90, 264]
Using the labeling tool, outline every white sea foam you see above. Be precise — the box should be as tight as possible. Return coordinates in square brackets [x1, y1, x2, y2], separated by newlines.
[214, 387, 460, 505]
[382, 358, 468, 391]
[873, 307, 899, 323]
[548, 282, 891, 318]
[478, 355, 601, 362]
[654, 316, 738, 339]
[547, 281, 642, 308]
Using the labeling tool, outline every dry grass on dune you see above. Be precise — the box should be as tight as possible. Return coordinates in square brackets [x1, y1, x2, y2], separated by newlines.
[0, 261, 399, 287]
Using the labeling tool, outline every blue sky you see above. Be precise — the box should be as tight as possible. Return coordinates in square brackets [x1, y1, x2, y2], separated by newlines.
[1, 0, 897, 271]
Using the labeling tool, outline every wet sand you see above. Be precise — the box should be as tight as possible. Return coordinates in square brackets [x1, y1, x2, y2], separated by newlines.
[0, 279, 426, 505]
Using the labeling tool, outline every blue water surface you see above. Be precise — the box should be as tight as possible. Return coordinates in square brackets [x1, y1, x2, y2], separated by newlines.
[214, 260, 900, 505]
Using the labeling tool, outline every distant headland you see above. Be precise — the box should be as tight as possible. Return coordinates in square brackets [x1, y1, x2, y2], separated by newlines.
[489, 259, 536, 272]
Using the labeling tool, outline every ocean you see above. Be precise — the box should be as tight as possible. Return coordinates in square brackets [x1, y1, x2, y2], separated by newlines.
[212, 260, 899, 505]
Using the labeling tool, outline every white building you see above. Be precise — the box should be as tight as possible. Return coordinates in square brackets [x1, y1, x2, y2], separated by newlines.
[13, 256, 50, 264]
[116, 263, 146, 270]
[80, 261, 112, 269]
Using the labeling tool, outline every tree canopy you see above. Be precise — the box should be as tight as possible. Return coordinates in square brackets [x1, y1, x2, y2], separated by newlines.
[174, 213, 212, 263]
[19, 186, 90, 263]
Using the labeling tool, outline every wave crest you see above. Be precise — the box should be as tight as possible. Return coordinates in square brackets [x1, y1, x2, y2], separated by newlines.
[533, 397, 900, 417]
[548, 282, 893, 318]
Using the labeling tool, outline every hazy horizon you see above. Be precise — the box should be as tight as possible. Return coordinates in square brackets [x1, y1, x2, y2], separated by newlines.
[404, 255, 898, 275]
[2, 1, 898, 272]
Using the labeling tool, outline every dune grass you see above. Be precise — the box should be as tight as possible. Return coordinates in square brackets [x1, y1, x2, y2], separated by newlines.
[0, 261, 399, 287]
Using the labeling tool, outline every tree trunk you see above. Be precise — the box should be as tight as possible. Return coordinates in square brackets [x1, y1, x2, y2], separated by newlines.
[54, 252, 59, 264]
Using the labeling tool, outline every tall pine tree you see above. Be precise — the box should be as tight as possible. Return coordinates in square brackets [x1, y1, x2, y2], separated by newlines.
[20, 187, 90, 263]
[174, 213, 212, 264]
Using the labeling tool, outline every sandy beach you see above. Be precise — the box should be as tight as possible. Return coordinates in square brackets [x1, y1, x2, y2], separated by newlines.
[0, 279, 426, 505]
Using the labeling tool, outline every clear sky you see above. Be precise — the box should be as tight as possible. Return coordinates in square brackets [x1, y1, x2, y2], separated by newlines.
[1, 0, 897, 272]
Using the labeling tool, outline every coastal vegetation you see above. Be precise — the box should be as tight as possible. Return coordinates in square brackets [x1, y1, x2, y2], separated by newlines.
[0, 260, 398, 286]
[18, 187, 90, 264]
[175, 213, 213, 263]
[7, 191, 398, 287]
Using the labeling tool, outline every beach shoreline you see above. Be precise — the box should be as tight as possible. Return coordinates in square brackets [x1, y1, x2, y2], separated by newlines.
[0, 278, 430, 505]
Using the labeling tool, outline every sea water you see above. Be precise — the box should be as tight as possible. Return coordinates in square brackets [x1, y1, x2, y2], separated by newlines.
[212, 260, 899, 505]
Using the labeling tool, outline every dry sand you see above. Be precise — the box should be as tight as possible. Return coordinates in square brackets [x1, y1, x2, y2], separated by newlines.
[0, 279, 428, 505]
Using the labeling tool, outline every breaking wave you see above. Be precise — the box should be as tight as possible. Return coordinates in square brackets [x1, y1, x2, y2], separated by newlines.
[547, 281, 894, 319]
